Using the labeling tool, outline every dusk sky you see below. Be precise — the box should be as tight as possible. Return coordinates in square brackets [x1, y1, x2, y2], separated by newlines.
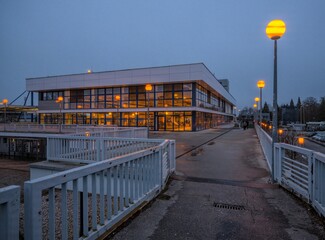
[1, 0, 324, 111]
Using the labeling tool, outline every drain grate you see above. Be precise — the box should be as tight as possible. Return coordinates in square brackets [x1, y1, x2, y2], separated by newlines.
[213, 202, 246, 211]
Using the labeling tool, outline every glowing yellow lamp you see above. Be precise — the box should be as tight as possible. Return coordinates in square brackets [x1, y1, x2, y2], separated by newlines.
[298, 137, 304, 145]
[257, 80, 265, 89]
[2, 99, 8, 105]
[255, 97, 260, 102]
[266, 20, 286, 40]
[145, 84, 153, 91]
[253, 103, 257, 108]
[115, 95, 120, 101]
[278, 129, 283, 135]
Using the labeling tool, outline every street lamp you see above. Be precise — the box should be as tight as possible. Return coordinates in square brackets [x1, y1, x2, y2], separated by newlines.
[257, 80, 265, 124]
[115, 95, 120, 127]
[266, 19, 286, 182]
[56, 96, 63, 133]
[254, 98, 259, 122]
[145, 84, 153, 138]
[2, 99, 8, 131]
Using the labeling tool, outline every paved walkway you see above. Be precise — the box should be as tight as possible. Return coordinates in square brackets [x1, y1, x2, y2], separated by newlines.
[112, 127, 325, 240]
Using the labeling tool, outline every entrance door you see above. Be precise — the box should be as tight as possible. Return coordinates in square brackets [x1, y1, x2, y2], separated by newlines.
[158, 116, 166, 131]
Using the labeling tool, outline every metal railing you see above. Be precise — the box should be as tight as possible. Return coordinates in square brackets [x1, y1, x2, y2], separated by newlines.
[0, 123, 148, 138]
[255, 124, 325, 217]
[47, 136, 164, 163]
[255, 124, 272, 170]
[24, 139, 173, 239]
[313, 152, 325, 217]
[0, 185, 20, 240]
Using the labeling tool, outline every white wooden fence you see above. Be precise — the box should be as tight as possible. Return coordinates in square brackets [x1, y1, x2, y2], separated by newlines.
[47, 136, 165, 163]
[0, 135, 175, 239]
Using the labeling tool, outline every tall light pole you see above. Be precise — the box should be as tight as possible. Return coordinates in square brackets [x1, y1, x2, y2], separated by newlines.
[56, 96, 63, 133]
[257, 80, 265, 124]
[2, 99, 8, 131]
[145, 84, 153, 138]
[266, 19, 286, 182]
[115, 95, 120, 127]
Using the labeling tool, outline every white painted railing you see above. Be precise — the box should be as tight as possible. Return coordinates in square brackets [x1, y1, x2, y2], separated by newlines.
[0, 185, 20, 240]
[24, 139, 174, 240]
[255, 124, 272, 170]
[0, 123, 148, 138]
[274, 143, 313, 200]
[256, 124, 325, 217]
[47, 136, 164, 163]
[312, 152, 325, 217]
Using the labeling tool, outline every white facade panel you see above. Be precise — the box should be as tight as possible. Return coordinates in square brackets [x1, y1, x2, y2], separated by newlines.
[26, 63, 236, 105]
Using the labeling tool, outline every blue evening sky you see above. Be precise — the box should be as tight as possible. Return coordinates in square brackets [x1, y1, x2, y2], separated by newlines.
[1, 0, 324, 111]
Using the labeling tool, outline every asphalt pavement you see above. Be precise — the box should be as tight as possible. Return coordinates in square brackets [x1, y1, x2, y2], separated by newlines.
[111, 126, 325, 240]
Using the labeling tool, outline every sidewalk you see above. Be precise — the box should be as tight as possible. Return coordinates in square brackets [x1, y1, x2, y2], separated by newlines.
[112, 127, 325, 240]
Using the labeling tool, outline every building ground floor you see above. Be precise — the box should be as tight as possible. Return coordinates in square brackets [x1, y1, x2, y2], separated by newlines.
[39, 111, 234, 131]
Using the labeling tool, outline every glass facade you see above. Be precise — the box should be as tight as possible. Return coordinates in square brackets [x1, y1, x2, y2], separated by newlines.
[38, 82, 234, 131]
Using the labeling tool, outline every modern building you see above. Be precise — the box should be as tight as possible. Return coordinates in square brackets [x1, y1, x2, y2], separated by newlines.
[26, 63, 236, 131]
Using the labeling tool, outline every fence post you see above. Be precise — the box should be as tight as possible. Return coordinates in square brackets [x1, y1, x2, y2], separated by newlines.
[0, 185, 20, 240]
[24, 182, 42, 240]
[309, 152, 314, 203]
[158, 146, 163, 190]
[96, 138, 101, 161]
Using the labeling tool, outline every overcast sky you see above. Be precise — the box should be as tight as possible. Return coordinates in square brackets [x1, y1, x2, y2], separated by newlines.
[1, 0, 324, 110]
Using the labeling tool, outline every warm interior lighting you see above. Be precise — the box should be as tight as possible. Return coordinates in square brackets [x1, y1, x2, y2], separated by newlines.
[255, 97, 260, 102]
[266, 20, 286, 40]
[298, 137, 304, 145]
[269, 125, 272, 130]
[257, 80, 265, 89]
[145, 84, 153, 91]
[115, 95, 120, 101]
[57, 96, 63, 102]
[278, 129, 283, 135]
[85, 131, 90, 137]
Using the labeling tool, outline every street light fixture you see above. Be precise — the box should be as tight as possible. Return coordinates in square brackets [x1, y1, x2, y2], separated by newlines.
[145, 84, 153, 138]
[2, 99, 8, 131]
[56, 96, 64, 133]
[266, 19, 286, 182]
[115, 95, 120, 127]
[257, 80, 265, 124]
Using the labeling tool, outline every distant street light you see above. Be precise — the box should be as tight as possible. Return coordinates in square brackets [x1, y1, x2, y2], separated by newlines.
[266, 19, 286, 182]
[56, 96, 64, 133]
[257, 80, 265, 124]
[2, 99, 8, 131]
[145, 84, 153, 138]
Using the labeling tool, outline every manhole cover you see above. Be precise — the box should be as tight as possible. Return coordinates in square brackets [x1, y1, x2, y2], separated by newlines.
[213, 202, 246, 211]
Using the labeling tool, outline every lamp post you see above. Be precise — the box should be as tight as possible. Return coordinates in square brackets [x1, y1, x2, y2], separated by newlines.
[145, 84, 153, 138]
[266, 19, 286, 182]
[2, 99, 8, 131]
[115, 95, 120, 127]
[56, 96, 63, 133]
[257, 80, 265, 124]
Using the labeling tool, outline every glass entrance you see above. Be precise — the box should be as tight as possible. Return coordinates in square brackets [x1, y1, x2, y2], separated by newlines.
[158, 116, 165, 131]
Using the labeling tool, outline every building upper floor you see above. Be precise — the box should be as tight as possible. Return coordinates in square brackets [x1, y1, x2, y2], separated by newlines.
[26, 63, 236, 114]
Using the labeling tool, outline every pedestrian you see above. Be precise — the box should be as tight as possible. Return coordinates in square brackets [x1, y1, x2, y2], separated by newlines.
[243, 121, 247, 130]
